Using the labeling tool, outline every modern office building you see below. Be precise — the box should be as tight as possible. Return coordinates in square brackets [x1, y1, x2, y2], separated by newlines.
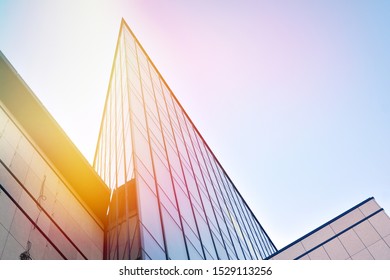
[1, 19, 390, 260]
[93, 19, 277, 260]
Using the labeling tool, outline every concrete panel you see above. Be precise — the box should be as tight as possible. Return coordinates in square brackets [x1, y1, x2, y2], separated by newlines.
[16, 136, 34, 166]
[351, 248, 374, 260]
[384, 234, 390, 247]
[3, 120, 21, 149]
[55, 182, 73, 211]
[36, 213, 51, 236]
[9, 209, 31, 247]
[28, 228, 48, 259]
[75, 252, 86, 260]
[308, 246, 330, 260]
[51, 200, 69, 231]
[301, 225, 335, 251]
[67, 190, 88, 221]
[358, 199, 380, 217]
[0, 137, 15, 167]
[29, 151, 47, 182]
[55, 179, 104, 252]
[0, 191, 17, 230]
[48, 222, 77, 260]
[50, 197, 101, 258]
[88, 242, 103, 260]
[24, 168, 44, 199]
[73, 226, 103, 259]
[323, 238, 349, 260]
[338, 228, 365, 256]
[62, 213, 88, 252]
[43, 169, 60, 196]
[43, 243, 63, 260]
[0, 165, 23, 202]
[9, 152, 29, 183]
[330, 208, 365, 234]
[367, 239, 390, 260]
[17, 190, 40, 222]
[67, 194, 103, 250]
[368, 211, 390, 238]
[1, 234, 24, 260]
[353, 220, 381, 247]
[271, 242, 306, 260]
[0, 224, 8, 256]
[0, 106, 8, 134]
[81, 215, 104, 251]
[39, 187, 56, 215]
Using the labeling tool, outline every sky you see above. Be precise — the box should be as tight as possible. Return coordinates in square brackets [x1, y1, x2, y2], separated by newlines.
[0, 0, 389, 249]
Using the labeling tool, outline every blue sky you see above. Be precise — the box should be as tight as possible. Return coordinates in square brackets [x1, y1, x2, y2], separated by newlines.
[1, 0, 389, 249]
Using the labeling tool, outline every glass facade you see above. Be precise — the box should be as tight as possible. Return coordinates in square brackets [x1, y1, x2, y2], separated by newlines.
[94, 20, 277, 260]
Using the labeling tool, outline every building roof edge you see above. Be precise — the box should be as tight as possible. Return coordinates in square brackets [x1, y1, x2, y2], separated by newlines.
[0, 50, 110, 224]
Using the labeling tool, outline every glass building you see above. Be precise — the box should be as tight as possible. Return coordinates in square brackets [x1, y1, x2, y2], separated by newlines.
[94, 19, 277, 260]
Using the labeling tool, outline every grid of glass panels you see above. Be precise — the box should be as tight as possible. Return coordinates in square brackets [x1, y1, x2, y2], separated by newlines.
[94, 20, 277, 260]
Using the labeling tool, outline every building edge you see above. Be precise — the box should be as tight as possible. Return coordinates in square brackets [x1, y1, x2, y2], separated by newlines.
[0, 50, 110, 227]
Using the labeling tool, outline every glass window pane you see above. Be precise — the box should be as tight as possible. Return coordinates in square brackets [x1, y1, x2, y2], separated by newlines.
[137, 174, 164, 248]
[162, 208, 187, 260]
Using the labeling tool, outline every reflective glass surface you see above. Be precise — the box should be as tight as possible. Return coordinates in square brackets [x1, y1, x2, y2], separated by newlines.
[94, 20, 276, 260]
